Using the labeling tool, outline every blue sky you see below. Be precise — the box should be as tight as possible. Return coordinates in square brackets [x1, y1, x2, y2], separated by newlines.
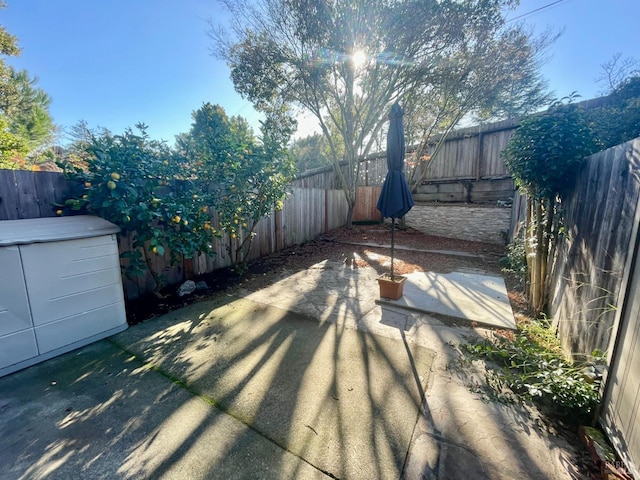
[2, 0, 638, 144]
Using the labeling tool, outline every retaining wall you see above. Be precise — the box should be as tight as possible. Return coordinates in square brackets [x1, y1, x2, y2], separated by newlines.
[406, 203, 512, 245]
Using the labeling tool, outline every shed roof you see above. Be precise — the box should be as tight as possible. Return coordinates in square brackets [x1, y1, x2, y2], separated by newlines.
[0, 216, 120, 247]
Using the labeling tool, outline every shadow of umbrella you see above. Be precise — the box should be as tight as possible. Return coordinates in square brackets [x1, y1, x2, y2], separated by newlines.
[376, 102, 414, 279]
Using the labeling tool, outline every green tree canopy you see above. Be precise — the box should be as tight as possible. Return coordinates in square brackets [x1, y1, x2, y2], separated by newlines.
[211, 0, 553, 225]
[4, 68, 55, 149]
[589, 76, 640, 150]
[289, 133, 333, 172]
[1, 2, 56, 166]
[502, 96, 597, 200]
[0, 1, 20, 113]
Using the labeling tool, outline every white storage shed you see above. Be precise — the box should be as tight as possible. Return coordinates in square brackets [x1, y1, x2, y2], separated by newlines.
[0, 215, 128, 377]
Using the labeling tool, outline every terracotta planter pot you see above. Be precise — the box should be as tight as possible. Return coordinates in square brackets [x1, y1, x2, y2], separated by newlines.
[377, 273, 406, 300]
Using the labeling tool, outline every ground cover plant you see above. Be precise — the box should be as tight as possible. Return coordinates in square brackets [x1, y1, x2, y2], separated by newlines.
[461, 320, 604, 425]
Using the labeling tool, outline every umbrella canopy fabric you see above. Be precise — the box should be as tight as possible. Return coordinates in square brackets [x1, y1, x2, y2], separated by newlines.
[376, 102, 414, 219]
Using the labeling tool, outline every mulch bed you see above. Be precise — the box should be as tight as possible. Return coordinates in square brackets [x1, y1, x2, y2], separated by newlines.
[125, 224, 506, 325]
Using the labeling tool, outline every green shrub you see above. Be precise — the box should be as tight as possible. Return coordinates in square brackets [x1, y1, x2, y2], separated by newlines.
[462, 329, 603, 423]
[500, 237, 528, 287]
[57, 124, 218, 291]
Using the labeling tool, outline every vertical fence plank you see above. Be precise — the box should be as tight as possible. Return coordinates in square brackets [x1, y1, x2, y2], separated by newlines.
[550, 140, 640, 355]
[0, 170, 19, 220]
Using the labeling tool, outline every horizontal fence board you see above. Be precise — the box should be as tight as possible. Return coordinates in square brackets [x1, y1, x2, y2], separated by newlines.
[414, 178, 514, 203]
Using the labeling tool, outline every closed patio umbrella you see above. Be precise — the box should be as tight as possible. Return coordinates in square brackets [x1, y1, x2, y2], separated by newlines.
[376, 102, 414, 279]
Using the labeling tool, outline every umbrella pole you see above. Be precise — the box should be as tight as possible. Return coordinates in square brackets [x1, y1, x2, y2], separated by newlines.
[391, 218, 395, 279]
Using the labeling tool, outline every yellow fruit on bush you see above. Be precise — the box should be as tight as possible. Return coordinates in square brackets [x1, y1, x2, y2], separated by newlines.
[107, 181, 117, 190]
[84, 182, 91, 188]
[203, 222, 211, 230]
[230, 233, 237, 239]
[192, 194, 198, 199]
[242, 222, 248, 227]
[183, 220, 188, 226]
[163, 160, 169, 166]
[152, 198, 160, 205]
[152, 246, 158, 254]
[173, 215, 181, 223]
[201, 206, 208, 213]
[110, 172, 121, 180]
[56, 209, 63, 216]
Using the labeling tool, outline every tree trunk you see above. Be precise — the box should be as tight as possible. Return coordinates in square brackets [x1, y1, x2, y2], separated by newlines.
[543, 197, 559, 312]
[532, 199, 545, 315]
[525, 197, 535, 299]
[342, 167, 356, 229]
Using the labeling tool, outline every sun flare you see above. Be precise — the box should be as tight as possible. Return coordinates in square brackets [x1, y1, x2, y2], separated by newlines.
[351, 50, 367, 69]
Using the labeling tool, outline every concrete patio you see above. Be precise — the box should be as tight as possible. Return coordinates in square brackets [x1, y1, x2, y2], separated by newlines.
[0, 260, 586, 479]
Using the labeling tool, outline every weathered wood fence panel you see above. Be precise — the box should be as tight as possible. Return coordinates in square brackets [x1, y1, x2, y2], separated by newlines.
[0, 169, 69, 220]
[353, 186, 382, 222]
[292, 118, 518, 204]
[601, 217, 640, 479]
[326, 189, 349, 230]
[549, 140, 640, 356]
[480, 126, 516, 178]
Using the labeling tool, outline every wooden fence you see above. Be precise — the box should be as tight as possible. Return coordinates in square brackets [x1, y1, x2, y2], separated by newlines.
[0, 170, 69, 220]
[292, 118, 518, 204]
[0, 169, 348, 299]
[548, 140, 640, 355]
[546, 138, 640, 477]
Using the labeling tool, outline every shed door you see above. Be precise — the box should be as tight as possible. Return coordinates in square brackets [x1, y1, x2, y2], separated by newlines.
[0, 246, 38, 369]
[19, 234, 126, 353]
[601, 242, 640, 478]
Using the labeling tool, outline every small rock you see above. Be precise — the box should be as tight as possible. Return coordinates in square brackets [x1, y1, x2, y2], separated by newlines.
[195, 281, 208, 291]
[178, 280, 196, 297]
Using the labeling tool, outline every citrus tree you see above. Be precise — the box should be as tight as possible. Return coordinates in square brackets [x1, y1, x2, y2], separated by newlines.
[178, 103, 296, 267]
[57, 124, 217, 293]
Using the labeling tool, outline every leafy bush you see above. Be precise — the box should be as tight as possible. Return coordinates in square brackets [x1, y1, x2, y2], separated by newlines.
[57, 124, 218, 291]
[57, 105, 295, 290]
[178, 103, 296, 266]
[500, 237, 528, 288]
[462, 329, 602, 423]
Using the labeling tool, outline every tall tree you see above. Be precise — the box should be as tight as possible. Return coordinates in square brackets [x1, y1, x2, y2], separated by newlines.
[178, 102, 296, 267]
[0, 1, 20, 114]
[1, 2, 56, 165]
[5, 68, 55, 149]
[596, 53, 640, 94]
[211, 0, 553, 226]
[290, 133, 333, 172]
